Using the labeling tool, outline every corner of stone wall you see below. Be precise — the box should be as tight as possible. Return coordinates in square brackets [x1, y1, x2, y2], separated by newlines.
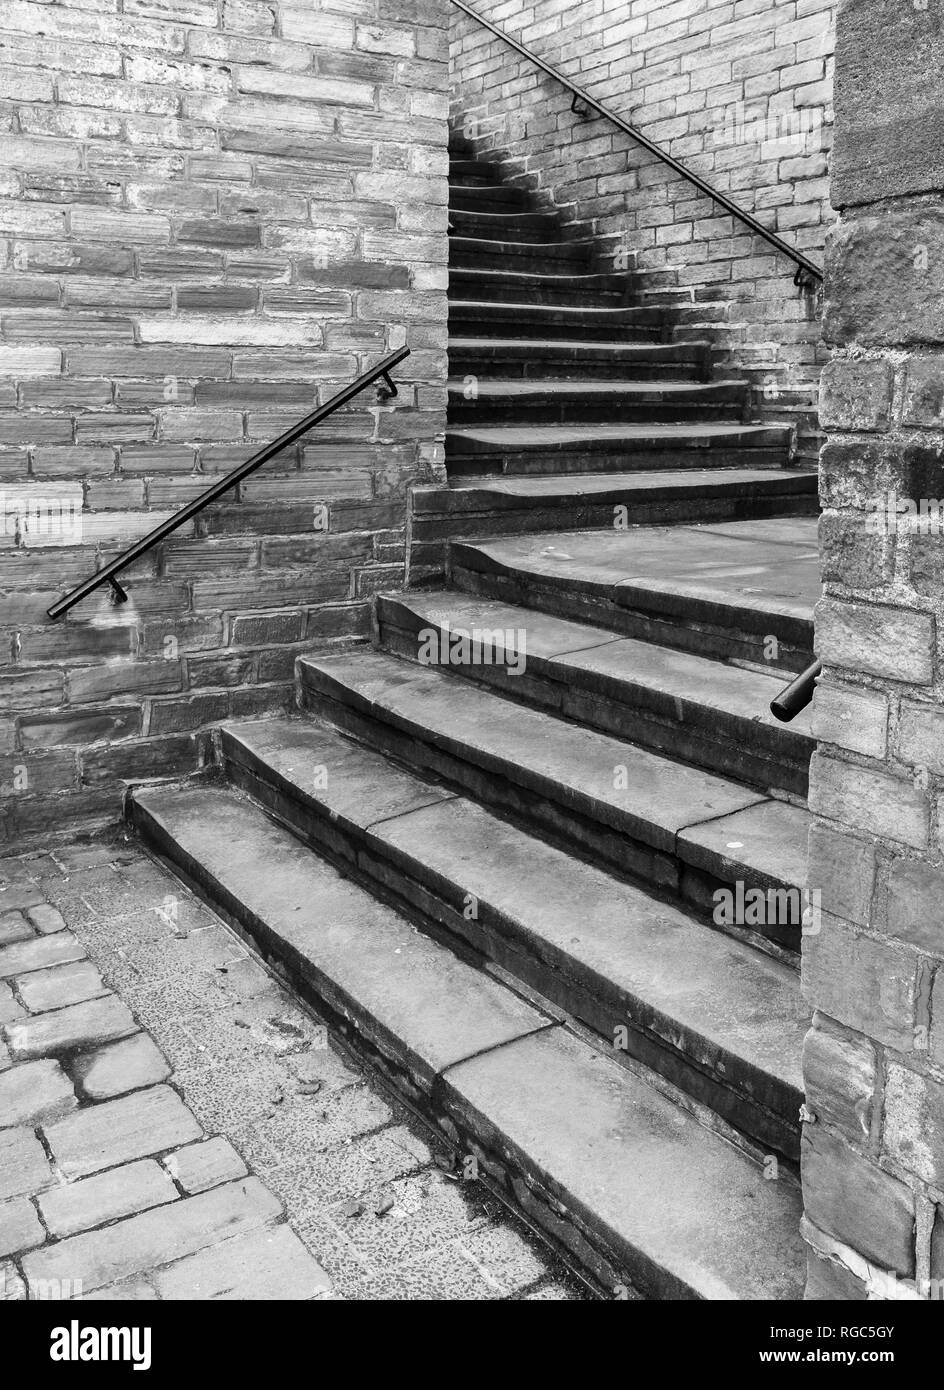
[801, 0, 944, 1301]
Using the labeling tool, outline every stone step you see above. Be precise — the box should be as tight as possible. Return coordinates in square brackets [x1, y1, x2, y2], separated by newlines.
[410, 466, 819, 563]
[448, 337, 711, 381]
[131, 781, 805, 1299]
[446, 377, 749, 425]
[449, 235, 599, 269]
[449, 182, 532, 212]
[375, 588, 815, 797]
[446, 519, 819, 675]
[218, 716, 807, 1159]
[297, 648, 811, 948]
[449, 298, 666, 342]
[449, 265, 630, 306]
[445, 421, 792, 477]
[449, 207, 565, 242]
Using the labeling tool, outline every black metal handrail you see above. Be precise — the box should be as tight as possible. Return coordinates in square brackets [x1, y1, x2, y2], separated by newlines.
[451, 0, 823, 289]
[47, 346, 410, 621]
[770, 658, 821, 721]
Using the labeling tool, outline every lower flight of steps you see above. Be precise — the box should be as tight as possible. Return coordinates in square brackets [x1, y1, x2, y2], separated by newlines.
[130, 514, 816, 1301]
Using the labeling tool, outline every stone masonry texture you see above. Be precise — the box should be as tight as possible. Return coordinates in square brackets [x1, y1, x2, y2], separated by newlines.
[448, 0, 835, 466]
[801, 0, 944, 1301]
[0, 839, 582, 1300]
[0, 0, 451, 845]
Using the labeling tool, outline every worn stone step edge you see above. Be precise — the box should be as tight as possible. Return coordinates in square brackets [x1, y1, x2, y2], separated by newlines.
[130, 782, 805, 1301]
[374, 590, 813, 797]
[296, 650, 807, 931]
[446, 537, 815, 670]
[218, 716, 806, 1160]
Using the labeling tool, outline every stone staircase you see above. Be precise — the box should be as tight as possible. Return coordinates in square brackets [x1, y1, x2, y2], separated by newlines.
[127, 147, 823, 1300]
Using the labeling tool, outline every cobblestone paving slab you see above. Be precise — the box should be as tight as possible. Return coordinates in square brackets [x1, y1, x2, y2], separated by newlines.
[0, 839, 586, 1300]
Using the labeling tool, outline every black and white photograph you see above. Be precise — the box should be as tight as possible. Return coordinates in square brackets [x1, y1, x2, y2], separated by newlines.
[0, 0, 939, 1358]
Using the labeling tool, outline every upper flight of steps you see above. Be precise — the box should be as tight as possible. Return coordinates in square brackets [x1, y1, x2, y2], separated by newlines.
[410, 143, 817, 570]
[129, 148, 822, 1301]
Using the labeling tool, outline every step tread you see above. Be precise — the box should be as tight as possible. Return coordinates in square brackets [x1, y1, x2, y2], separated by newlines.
[420, 466, 818, 501]
[446, 378, 744, 398]
[450, 521, 820, 628]
[134, 780, 805, 1301]
[134, 783, 546, 1087]
[449, 337, 710, 353]
[447, 423, 791, 447]
[298, 647, 792, 860]
[223, 715, 807, 1097]
[380, 588, 815, 743]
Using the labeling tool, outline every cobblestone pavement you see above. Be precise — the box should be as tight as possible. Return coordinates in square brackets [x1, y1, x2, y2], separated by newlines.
[0, 834, 585, 1301]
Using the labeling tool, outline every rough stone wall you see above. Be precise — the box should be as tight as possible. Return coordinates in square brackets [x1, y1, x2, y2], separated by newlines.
[0, 0, 449, 846]
[449, 0, 835, 463]
[802, 0, 944, 1301]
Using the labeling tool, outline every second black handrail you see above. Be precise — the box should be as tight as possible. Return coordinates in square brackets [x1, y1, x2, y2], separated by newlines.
[47, 346, 410, 621]
[451, 0, 823, 289]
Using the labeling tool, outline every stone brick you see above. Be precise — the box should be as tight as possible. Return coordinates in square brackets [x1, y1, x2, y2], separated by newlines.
[803, 913, 927, 1051]
[0, 912, 33, 947]
[814, 598, 935, 685]
[804, 1249, 867, 1300]
[38, 1159, 178, 1239]
[25, 904, 66, 936]
[811, 681, 888, 758]
[0, 1197, 44, 1259]
[153, 1223, 331, 1299]
[901, 357, 944, 428]
[4, 994, 137, 1063]
[802, 1024, 874, 1143]
[0, 931, 85, 981]
[801, 1127, 914, 1276]
[832, 0, 944, 207]
[163, 1137, 248, 1194]
[807, 824, 876, 927]
[0, 1059, 76, 1129]
[819, 358, 893, 431]
[824, 206, 944, 347]
[16, 960, 107, 1014]
[22, 1177, 281, 1295]
[886, 858, 944, 953]
[808, 753, 929, 850]
[43, 1084, 202, 1179]
[72, 1032, 171, 1102]
[883, 1063, 944, 1186]
[0, 1127, 51, 1201]
[0, 982, 23, 1027]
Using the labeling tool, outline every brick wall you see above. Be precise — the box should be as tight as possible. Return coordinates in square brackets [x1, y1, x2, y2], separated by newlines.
[449, 0, 835, 463]
[0, 0, 449, 845]
[802, 0, 944, 1300]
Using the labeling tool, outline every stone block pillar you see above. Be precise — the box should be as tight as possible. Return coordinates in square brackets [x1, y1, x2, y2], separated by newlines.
[803, 0, 944, 1298]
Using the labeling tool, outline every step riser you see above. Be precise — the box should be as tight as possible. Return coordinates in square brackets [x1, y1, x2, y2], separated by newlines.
[448, 348, 708, 381]
[449, 213, 563, 242]
[444, 446, 790, 477]
[410, 491, 818, 565]
[219, 732, 802, 1162]
[450, 187, 531, 212]
[447, 551, 815, 681]
[375, 596, 813, 799]
[297, 660, 802, 951]
[449, 311, 664, 343]
[449, 273, 632, 306]
[447, 398, 748, 426]
[450, 240, 597, 269]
